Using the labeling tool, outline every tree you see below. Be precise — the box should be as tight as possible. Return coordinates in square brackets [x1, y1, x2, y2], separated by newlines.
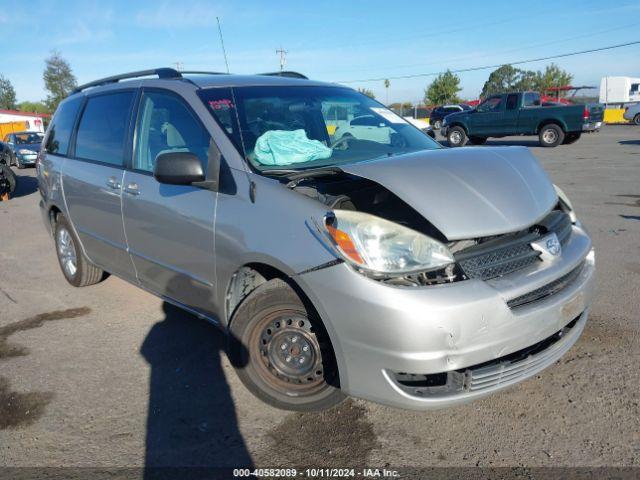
[357, 87, 375, 99]
[43, 51, 77, 112]
[0, 75, 17, 110]
[481, 63, 573, 98]
[18, 101, 50, 114]
[532, 63, 573, 96]
[425, 70, 461, 105]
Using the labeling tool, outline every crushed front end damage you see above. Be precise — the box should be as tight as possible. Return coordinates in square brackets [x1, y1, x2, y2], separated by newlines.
[287, 146, 595, 410]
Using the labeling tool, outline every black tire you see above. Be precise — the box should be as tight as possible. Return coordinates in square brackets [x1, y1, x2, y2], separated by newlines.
[538, 124, 565, 147]
[469, 136, 487, 145]
[563, 132, 581, 144]
[432, 119, 442, 130]
[16, 160, 24, 169]
[228, 278, 345, 411]
[0, 164, 16, 196]
[447, 126, 467, 147]
[54, 213, 105, 287]
[634, 114, 640, 126]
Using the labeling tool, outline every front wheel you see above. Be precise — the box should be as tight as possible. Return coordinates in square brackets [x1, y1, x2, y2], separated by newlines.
[432, 119, 442, 130]
[228, 278, 345, 411]
[539, 124, 565, 147]
[54, 214, 105, 287]
[447, 126, 467, 147]
[634, 114, 640, 126]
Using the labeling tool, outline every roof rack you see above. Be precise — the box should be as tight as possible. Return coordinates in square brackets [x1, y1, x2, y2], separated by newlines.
[72, 68, 183, 93]
[259, 71, 308, 79]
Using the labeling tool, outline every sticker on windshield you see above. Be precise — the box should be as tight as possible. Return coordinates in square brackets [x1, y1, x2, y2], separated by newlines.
[370, 107, 406, 124]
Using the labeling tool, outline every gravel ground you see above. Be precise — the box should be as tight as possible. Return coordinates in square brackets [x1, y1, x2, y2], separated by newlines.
[0, 126, 638, 477]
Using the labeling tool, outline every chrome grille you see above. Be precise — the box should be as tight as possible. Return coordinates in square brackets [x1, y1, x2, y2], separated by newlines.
[507, 262, 584, 309]
[455, 210, 573, 281]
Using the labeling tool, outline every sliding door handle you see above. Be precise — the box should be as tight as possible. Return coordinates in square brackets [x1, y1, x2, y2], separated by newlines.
[124, 183, 140, 196]
[106, 177, 120, 189]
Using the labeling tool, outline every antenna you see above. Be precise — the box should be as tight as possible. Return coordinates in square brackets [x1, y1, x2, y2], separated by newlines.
[276, 47, 287, 72]
[216, 16, 230, 74]
[173, 62, 183, 72]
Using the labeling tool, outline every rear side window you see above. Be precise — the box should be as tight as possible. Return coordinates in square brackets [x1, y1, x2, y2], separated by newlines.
[45, 96, 83, 155]
[506, 94, 518, 110]
[523, 92, 541, 107]
[75, 92, 134, 166]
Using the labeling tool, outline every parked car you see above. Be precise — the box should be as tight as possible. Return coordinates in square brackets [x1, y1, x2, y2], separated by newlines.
[441, 92, 604, 147]
[623, 103, 640, 124]
[403, 116, 436, 138]
[428, 104, 471, 129]
[38, 68, 595, 412]
[3, 131, 44, 168]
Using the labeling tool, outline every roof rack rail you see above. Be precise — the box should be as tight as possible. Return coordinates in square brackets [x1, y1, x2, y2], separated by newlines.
[179, 71, 229, 76]
[259, 71, 308, 79]
[73, 68, 182, 93]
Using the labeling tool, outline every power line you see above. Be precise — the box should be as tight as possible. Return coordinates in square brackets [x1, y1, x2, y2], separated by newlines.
[337, 40, 640, 84]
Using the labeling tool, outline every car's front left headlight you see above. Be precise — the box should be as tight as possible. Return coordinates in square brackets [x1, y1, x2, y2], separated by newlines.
[18, 149, 36, 155]
[321, 210, 454, 276]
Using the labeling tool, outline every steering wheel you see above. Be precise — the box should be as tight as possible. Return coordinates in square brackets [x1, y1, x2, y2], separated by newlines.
[330, 135, 353, 150]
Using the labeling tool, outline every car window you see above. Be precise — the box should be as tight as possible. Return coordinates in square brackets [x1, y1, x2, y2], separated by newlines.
[45, 96, 83, 156]
[75, 92, 134, 165]
[506, 94, 518, 111]
[14, 133, 44, 144]
[199, 85, 440, 171]
[523, 92, 541, 107]
[478, 96, 503, 113]
[134, 91, 212, 173]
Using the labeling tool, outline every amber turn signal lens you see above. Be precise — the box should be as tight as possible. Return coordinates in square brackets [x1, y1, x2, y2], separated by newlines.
[326, 224, 363, 265]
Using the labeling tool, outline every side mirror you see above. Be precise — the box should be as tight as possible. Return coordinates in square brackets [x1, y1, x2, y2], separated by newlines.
[153, 152, 205, 185]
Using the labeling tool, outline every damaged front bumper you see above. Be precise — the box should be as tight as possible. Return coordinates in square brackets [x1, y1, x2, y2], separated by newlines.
[295, 225, 595, 410]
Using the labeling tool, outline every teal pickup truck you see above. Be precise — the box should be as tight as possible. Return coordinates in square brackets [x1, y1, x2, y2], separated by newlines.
[441, 91, 604, 147]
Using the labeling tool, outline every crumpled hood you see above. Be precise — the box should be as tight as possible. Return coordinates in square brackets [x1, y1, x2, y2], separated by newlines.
[341, 146, 558, 240]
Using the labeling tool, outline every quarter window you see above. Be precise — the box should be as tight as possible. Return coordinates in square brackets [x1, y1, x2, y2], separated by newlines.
[75, 92, 134, 165]
[506, 94, 518, 110]
[45, 96, 83, 155]
[134, 91, 212, 173]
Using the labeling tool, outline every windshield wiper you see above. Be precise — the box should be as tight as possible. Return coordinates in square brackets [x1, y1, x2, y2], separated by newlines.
[270, 166, 343, 188]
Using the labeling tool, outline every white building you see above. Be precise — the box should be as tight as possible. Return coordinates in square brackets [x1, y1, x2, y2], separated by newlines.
[0, 109, 48, 133]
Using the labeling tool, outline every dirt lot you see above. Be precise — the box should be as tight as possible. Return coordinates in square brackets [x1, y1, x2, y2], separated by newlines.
[0, 126, 638, 477]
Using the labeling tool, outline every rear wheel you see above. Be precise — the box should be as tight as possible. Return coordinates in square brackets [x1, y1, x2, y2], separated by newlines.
[469, 136, 487, 145]
[229, 278, 345, 411]
[563, 132, 581, 144]
[539, 124, 565, 147]
[447, 126, 467, 147]
[634, 114, 640, 125]
[54, 214, 105, 287]
[0, 164, 16, 197]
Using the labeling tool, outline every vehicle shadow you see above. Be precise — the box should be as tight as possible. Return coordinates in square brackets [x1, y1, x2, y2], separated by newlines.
[140, 299, 253, 479]
[483, 139, 541, 147]
[619, 140, 640, 145]
[12, 173, 38, 198]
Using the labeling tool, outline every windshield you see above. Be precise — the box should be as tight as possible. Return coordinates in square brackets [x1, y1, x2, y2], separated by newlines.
[199, 86, 441, 172]
[15, 132, 44, 144]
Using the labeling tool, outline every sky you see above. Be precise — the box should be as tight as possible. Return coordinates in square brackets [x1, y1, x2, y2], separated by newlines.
[1, 0, 639, 105]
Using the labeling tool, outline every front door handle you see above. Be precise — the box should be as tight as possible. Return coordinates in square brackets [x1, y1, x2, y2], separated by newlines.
[106, 177, 120, 189]
[124, 182, 140, 196]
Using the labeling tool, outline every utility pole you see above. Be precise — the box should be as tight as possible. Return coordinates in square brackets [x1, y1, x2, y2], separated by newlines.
[276, 47, 287, 72]
[173, 62, 183, 72]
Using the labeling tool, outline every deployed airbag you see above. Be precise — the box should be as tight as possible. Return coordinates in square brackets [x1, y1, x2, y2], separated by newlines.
[254, 129, 332, 165]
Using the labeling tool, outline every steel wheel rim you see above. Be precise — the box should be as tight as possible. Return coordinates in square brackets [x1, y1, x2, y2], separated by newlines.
[450, 130, 462, 144]
[543, 129, 557, 144]
[57, 227, 77, 277]
[252, 310, 326, 392]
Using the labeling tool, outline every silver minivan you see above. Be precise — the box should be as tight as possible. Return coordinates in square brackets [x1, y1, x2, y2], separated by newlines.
[37, 69, 595, 411]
